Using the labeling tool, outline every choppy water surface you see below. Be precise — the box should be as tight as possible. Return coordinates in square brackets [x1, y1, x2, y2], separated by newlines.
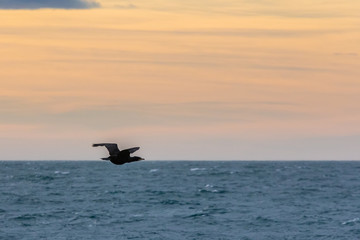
[1, 161, 360, 239]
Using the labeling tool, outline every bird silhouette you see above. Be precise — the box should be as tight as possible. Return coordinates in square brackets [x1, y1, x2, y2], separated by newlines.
[92, 143, 144, 165]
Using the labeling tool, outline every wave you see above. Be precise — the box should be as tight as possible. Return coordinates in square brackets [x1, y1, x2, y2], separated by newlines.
[54, 171, 70, 175]
[198, 184, 227, 194]
[190, 168, 206, 171]
[342, 218, 360, 225]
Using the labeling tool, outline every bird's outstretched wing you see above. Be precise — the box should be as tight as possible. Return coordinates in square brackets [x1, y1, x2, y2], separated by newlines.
[92, 143, 120, 155]
[121, 147, 140, 154]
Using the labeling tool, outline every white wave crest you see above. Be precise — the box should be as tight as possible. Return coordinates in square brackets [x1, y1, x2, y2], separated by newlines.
[190, 168, 206, 171]
[54, 171, 70, 175]
[342, 218, 360, 225]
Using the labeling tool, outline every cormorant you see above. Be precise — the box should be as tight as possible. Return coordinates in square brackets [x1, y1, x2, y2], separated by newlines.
[92, 143, 144, 165]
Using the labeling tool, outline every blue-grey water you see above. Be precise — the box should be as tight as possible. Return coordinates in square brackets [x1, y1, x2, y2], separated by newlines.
[1, 161, 360, 239]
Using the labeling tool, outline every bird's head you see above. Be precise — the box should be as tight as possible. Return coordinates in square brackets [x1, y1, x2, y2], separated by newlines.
[132, 156, 145, 162]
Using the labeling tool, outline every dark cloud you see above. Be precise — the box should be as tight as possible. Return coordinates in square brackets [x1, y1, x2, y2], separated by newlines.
[0, 0, 100, 9]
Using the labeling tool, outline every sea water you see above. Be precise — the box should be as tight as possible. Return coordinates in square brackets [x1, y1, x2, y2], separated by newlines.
[1, 161, 360, 239]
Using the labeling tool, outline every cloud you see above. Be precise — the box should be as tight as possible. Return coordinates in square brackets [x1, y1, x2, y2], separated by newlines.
[250, 64, 331, 72]
[0, 0, 100, 9]
[0, 96, 300, 131]
[333, 52, 358, 57]
[114, 4, 137, 9]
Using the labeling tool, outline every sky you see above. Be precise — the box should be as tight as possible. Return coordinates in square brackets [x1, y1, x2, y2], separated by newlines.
[0, 0, 359, 160]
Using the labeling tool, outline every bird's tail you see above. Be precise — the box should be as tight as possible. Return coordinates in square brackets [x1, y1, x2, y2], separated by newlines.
[101, 157, 110, 161]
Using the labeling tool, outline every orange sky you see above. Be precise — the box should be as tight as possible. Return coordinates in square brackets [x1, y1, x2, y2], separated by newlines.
[0, 0, 360, 160]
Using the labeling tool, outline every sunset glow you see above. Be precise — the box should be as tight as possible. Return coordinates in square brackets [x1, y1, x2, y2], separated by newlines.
[1, 0, 359, 160]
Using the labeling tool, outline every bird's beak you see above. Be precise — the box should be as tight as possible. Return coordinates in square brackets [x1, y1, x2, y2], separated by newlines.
[140, 158, 145, 160]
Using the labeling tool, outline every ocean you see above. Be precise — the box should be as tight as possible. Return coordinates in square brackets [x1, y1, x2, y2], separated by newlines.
[1, 161, 360, 239]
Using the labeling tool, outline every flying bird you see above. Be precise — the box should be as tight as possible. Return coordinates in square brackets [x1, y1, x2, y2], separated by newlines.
[92, 143, 144, 165]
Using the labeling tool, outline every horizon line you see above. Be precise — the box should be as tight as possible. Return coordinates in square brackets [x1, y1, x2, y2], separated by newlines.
[1, 159, 360, 162]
